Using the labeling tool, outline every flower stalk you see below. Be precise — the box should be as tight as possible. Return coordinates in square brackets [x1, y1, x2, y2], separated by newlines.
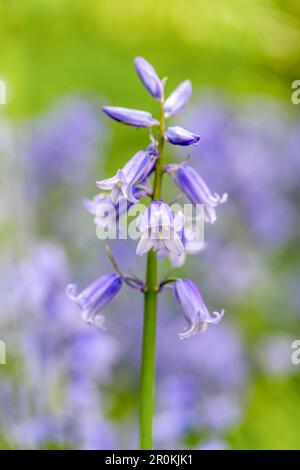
[139, 100, 165, 449]
[67, 56, 226, 450]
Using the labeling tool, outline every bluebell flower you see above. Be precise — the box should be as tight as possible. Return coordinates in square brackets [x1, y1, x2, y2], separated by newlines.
[173, 279, 224, 339]
[166, 164, 227, 223]
[165, 126, 200, 146]
[66, 273, 122, 328]
[136, 200, 184, 256]
[102, 106, 158, 127]
[158, 218, 207, 267]
[134, 56, 164, 101]
[164, 80, 192, 118]
[96, 150, 155, 203]
[83, 186, 151, 237]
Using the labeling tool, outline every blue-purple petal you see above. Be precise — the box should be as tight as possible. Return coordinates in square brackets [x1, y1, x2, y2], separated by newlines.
[66, 273, 122, 327]
[173, 279, 224, 338]
[102, 106, 159, 128]
[134, 57, 163, 101]
[164, 80, 192, 118]
[165, 126, 200, 146]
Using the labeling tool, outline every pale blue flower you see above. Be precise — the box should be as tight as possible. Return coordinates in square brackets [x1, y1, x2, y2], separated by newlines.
[166, 164, 227, 223]
[96, 150, 155, 203]
[136, 200, 184, 256]
[173, 279, 224, 339]
[66, 273, 122, 328]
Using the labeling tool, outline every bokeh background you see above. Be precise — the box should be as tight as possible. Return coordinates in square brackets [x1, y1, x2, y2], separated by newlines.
[1, 0, 300, 449]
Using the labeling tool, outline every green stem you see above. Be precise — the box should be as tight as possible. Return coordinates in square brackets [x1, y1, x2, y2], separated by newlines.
[139, 101, 165, 449]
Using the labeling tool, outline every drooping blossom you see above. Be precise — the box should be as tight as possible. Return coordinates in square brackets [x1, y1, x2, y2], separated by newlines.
[166, 164, 227, 223]
[66, 273, 122, 328]
[96, 150, 155, 203]
[136, 200, 184, 257]
[173, 279, 224, 339]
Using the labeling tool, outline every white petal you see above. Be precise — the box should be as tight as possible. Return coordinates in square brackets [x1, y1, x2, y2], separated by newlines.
[208, 309, 225, 325]
[169, 251, 186, 268]
[204, 205, 217, 224]
[164, 231, 184, 256]
[96, 174, 119, 190]
[173, 210, 185, 232]
[136, 233, 153, 256]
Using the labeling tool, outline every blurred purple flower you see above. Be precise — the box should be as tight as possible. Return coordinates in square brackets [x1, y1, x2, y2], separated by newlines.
[199, 438, 229, 450]
[256, 334, 296, 378]
[25, 97, 102, 194]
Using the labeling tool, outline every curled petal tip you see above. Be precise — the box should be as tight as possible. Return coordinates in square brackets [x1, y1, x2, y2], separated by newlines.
[220, 193, 228, 204]
[66, 284, 78, 301]
[174, 279, 224, 339]
[66, 273, 122, 328]
[212, 309, 225, 324]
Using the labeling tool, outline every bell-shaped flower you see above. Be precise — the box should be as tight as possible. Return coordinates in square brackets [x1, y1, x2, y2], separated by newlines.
[173, 279, 224, 339]
[136, 200, 184, 256]
[167, 164, 227, 224]
[164, 80, 192, 118]
[96, 151, 155, 203]
[66, 273, 122, 328]
[170, 223, 207, 267]
[102, 106, 159, 128]
[157, 212, 206, 267]
[83, 186, 150, 237]
[165, 126, 200, 146]
[134, 56, 163, 101]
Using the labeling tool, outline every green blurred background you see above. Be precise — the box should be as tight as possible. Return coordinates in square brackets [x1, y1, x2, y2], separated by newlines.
[1, 0, 300, 449]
